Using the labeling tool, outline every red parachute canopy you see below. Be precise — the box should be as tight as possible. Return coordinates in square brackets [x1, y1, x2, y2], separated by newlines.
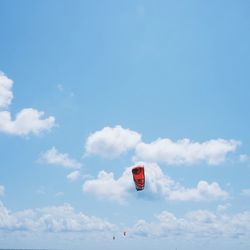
[132, 165, 145, 191]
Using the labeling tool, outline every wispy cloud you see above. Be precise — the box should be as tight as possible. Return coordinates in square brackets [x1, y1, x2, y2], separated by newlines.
[0, 185, 5, 196]
[217, 203, 231, 212]
[0, 72, 13, 109]
[85, 126, 142, 159]
[36, 186, 46, 195]
[239, 154, 249, 163]
[55, 192, 64, 197]
[57, 84, 64, 92]
[241, 189, 250, 197]
[83, 163, 228, 203]
[67, 170, 80, 182]
[39, 147, 81, 169]
[135, 138, 240, 165]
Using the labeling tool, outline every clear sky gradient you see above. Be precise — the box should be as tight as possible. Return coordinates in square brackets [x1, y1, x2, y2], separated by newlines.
[0, 1, 250, 250]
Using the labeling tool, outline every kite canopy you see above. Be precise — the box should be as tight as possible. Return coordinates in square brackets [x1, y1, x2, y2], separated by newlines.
[132, 165, 145, 191]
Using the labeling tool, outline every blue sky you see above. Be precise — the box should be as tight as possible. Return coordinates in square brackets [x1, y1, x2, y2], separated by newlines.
[0, 1, 250, 249]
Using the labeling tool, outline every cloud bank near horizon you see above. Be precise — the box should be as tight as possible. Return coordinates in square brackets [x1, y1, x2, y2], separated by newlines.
[0, 200, 249, 241]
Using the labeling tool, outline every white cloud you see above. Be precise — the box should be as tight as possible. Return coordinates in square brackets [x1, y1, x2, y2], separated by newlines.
[82, 163, 228, 203]
[0, 72, 13, 109]
[67, 171, 80, 182]
[0, 201, 250, 242]
[39, 147, 81, 169]
[84, 126, 240, 165]
[85, 126, 141, 159]
[0, 202, 116, 233]
[0, 185, 5, 196]
[83, 168, 133, 203]
[168, 181, 228, 201]
[130, 209, 250, 240]
[0, 71, 56, 136]
[145, 163, 228, 201]
[0, 108, 56, 136]
[135, 138, 240, 165]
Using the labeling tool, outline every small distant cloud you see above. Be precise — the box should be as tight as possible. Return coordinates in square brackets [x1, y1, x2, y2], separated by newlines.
[85, 125, 142, 159]
[82, 174, 92, 181]
[55, 192, 64, 197]
[67, 171, 80, 182]
[135, 138, 240, 165]
[57, 84, 64, 92]
[0, 185, 5, 196]
[0, 72, 13, 109]
[217, 203, 231, 212]
[241, 189, 250, 197]
[39, 147, 81, 169]
[57, 84, 75, 99]
[239, 154, 249, 163]
[36, 186, 46, 195]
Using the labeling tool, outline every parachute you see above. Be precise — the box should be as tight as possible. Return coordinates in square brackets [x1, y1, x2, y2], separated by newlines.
[132, 165, 145, 191]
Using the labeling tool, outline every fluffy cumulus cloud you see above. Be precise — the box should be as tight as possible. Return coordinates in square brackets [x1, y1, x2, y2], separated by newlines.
[168, 181, 228, 201]
[83, 168, 133, 203]
[85, 125, 142, 159]
[0, 109, 55, 136]
[82, 163, 228, 203]
[130, 209, 250, 240]
[0, 71, 56, 136]
[0, 202, 116, 233]
[145, 163, 228, 201]
[0, 72, 13, 109]
[135, 138, 240, 165]
[39, 147, 81, 169]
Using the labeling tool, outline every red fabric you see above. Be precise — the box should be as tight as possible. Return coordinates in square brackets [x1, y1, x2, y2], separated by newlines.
[132, 165, 145, 191]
